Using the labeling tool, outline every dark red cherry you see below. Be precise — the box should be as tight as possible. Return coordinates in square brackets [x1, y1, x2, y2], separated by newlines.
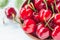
[5, 7, 16, 19]
[34, 0, 46, 11]
[56, 0, 60, 4]
[47, 0, 54, 5]
[39, 9, 52, 22]
[20, 5, 33, 20]
[32, 12, 40, 23]
[49, 20, 57, 29]
[36, 23, 50, 39]
[23, 19, 36, 33]
[52, 25, 60, 40]
[53, 14, 60, 25]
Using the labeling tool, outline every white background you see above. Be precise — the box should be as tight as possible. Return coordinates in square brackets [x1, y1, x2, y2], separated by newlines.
[0, 0, 32, 40]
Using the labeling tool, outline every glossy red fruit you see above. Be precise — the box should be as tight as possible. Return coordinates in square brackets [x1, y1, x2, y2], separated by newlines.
[49, 20, 56, 29]
[56, 0, 60, 4]
[53, 14, 60, 25]
[36, 23, 50, 39]
[52, 25, 60, 40]
[39, 9, 52, 22]
[5, 7, 16, 19]
[47, 0, 54, 5]
[34, 0, 46, 11]
[23, 19, 36, 33]
[20, 5, 33, 20]
[32, 12, 40, 23]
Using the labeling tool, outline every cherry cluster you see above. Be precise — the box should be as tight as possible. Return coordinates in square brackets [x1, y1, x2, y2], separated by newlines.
[5, 0, 60, 40]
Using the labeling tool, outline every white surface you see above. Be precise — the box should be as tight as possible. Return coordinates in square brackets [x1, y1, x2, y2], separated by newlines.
[0, 0, 32, 40]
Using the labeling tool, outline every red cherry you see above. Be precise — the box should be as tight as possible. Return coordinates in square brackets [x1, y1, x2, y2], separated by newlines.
[34, 0, 43, 6]
[5, 7, 16, 19]
[52, 25, 60, 40]
[36, 23, 50, 39]
[53, 14, 60, 25]
[49, 20, 57, 29]
[32, 12, 40, 23]
[24, 18, 36, 25]
[23, 19, 36, 33]
[33, 15, 40, 23]
[47, 0, 54, 5]
[39, 9, 52, 22]
[20, 5, 33, 20]
[34, 0, 46, 11]
[56, 0, 60, 4]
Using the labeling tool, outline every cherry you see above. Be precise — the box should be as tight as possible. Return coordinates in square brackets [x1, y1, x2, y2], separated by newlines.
[5, 7, 16, 19]
[34, 0, 46, 11]
[23, 19, 36, 33]
[53, 13, 60, 25]
[47, 0, 54, 5]
[56, 0, 60, 4]
[49, 20, 56, 29]
[52, 25, 60, 40]
[32, 12, 40, 23]
[20, 5, 33, 20]
[36, 23, 50, 39]
[39, 9, 52, 22]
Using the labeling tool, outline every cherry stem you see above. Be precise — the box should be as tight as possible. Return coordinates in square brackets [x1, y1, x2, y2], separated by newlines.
[30, 2, 36, 12]
[44, 17, 53, 31]
[27, 0, 36, 12]
[45, 14, 55, 26]
[51, 4, 55, 13]
[47, 24, 53, 31]
[12, 14, 20, 24]
[27, 0, 30, 4]
[43, 0, 48, 9]
[45, 4, 56, 31]
[54, 0, 59, 13]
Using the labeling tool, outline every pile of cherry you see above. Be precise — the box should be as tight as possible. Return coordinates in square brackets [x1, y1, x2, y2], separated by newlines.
[5, 0, 60, 40]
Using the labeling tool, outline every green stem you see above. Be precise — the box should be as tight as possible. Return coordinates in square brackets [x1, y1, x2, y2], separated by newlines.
[30, 2, 36, 12]
[27, 0, 30, 4]
[13, 18, 20, 24]
[45, 14, 55, 27]
[54, 0, 59, 13]
[12, 13, 20, 24]
[51, 4, 55, 13]
[44, 0, 48, 9]
[44, 17, 53, 31]
[45, 4, 55, 27]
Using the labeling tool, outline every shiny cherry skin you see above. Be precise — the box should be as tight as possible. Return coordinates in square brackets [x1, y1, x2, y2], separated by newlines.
[53, 13, 60, 25]
[36, 23, 50, 39]
[32, 12, 40, 23]
[56, 0, 60, 4]
[47, 0, 54, 5]
[23, 19, 36, 33]
[34, 0, 46, 11]
[52, 25, 60, 40]
[20, 5, 33, 20]
[49, 20, 57, 29]
[39, 9, 52, 22]
[5, 7, 16, 19]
